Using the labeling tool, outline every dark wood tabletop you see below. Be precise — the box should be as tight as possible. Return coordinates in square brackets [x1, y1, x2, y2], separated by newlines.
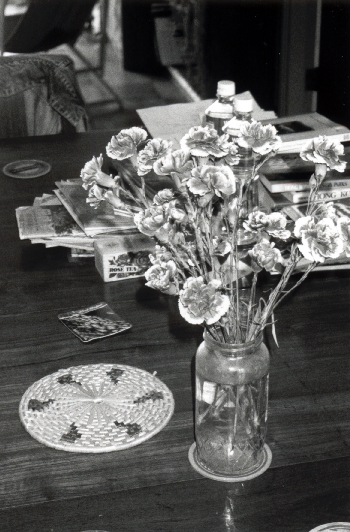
[0, 130, 349, 532]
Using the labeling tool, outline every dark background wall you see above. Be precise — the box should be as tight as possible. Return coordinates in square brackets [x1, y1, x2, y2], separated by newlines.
[317, 1, 350, 127]
[202, 1, 282, 112]
[122, 0, 350, 126]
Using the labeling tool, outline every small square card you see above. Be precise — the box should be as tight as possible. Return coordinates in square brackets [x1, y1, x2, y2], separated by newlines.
[58, 302, 132, 342]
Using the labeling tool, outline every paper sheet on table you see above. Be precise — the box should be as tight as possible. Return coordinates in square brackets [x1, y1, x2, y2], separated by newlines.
[137, 91, 277, 147]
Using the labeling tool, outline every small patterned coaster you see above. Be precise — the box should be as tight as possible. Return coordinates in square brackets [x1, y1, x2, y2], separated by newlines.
[19, 364, 174, 453]
[58, 302, 132, 343]
[3, 159, 51, 178]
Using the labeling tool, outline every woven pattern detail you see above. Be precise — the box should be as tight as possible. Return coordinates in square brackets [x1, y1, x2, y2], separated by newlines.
[19, 364, 174, 453]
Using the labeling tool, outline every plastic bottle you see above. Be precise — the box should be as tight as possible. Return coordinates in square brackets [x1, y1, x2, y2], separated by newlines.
[205, 80, 236, 135]
[227, 95, 258, 245]
[235, 143, 259, 240]
[224, 94, 254, 139]
[224, 94, 255, 183]
[234, 94, 254, 122]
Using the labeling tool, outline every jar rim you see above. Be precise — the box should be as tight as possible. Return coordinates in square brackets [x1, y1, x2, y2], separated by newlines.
[203, 330, 263, 353]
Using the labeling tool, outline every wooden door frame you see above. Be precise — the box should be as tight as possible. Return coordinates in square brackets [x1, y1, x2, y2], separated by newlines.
[278, 0, 322, 116]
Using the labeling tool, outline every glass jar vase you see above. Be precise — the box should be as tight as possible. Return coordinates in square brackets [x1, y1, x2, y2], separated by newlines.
[189, 332, 272, 481]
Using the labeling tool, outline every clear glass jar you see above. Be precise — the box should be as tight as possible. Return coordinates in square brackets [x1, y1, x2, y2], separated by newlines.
[194, 332, 270, 477]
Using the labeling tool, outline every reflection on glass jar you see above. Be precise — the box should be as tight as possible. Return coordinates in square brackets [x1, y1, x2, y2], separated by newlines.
[195, 332, 270, 477]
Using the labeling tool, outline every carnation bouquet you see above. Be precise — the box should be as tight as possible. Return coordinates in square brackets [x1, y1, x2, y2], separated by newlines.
[81, 122, 350, 346]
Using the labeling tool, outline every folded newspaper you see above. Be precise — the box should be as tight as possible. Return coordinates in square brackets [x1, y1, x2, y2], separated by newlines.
[15, 171, 147, 254]
[15, 197, 95, 251]
[54, 179, 137, 237]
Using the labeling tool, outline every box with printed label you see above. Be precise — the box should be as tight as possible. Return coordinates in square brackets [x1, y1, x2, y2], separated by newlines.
[94, 234, 155, 282]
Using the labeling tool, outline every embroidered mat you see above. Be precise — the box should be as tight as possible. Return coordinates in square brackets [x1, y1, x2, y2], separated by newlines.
[19, 363, 174, 453]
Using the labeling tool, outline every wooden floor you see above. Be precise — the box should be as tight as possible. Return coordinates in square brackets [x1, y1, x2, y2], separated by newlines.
[52, 31, 193, 132]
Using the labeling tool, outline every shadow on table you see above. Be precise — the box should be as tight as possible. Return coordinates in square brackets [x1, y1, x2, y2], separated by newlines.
[135, 283, 202, 344]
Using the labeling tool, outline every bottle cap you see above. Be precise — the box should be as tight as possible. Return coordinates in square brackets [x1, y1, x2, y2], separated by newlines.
[217, 80, 236, 97]
[235, 96, 254, 113]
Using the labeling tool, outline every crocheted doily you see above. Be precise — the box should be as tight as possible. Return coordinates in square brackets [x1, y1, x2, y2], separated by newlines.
[19, 363, 174, 452]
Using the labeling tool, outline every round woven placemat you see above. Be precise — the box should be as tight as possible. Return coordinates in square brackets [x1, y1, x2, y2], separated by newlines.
[19, 364, 174, 453]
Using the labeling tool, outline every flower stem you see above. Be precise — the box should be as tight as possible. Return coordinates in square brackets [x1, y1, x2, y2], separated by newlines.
[247, 244, 301, 340]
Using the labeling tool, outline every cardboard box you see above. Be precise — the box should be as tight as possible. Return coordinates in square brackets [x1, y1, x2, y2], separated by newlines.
[94, 234, 155, 282]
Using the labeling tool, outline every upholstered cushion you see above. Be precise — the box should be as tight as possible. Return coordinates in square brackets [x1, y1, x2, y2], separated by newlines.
[0, 54, 88, 137]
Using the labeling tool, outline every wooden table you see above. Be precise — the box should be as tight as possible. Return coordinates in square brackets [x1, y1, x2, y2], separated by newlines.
[0, 130, 349, 532]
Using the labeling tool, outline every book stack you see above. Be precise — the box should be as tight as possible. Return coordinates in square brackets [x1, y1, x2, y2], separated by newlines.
[15, 179, 137, 254]
[260, 159, 350, 207]
[281, 198, 350, 273]
[255, 117, 350, 272]
[257, 113, 350, 214]
[261, 112, 350, 154]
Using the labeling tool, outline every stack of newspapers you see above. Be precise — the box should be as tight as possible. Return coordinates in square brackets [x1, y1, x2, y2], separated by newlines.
[15, 178, 137, 254]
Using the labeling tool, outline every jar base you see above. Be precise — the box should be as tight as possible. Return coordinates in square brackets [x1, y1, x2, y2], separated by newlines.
[188, 442, 272, 482]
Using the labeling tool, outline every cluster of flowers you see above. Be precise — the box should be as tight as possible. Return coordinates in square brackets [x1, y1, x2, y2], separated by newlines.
[81, 122, 350, 344]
